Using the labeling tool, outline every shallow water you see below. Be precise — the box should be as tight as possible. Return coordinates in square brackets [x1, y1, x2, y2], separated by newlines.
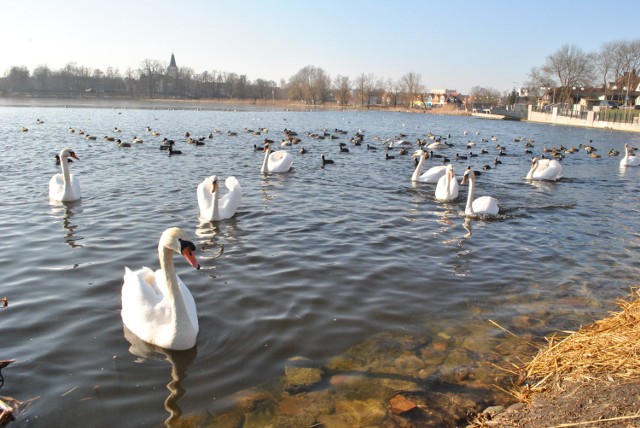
[1, 105, 640, 427]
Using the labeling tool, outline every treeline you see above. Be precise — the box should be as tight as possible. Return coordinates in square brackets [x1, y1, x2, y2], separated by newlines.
[0, 60, 285, 101]
[0, 59, 461, 109]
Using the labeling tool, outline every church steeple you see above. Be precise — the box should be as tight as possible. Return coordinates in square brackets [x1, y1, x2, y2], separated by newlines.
[169, 52, 177, 69]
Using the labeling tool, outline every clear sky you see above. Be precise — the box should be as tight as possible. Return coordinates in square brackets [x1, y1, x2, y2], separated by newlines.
[2, 0, 639, 94]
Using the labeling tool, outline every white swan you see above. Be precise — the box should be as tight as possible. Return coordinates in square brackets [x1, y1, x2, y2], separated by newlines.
[261, 143, 293, 173]
[122, 227, 201, 350]
[526, 157, 562, 181]
[461, 167, 499, 216]
[197, 175, 242, 221]
[435, 164, 459, 201]
[411, 149, 447, 183]
[620, 144, 640, 167]
[49, 148, 81, 202]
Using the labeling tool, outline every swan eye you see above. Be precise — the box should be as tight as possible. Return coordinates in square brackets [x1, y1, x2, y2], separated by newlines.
[178, 239, 196, 253]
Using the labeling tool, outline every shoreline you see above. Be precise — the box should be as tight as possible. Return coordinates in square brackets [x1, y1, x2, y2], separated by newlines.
[0, 96, 471, 116]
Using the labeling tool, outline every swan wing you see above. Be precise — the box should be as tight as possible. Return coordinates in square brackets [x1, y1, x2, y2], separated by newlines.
[69, 175, 81, 200]
[48, 173, 81, 201]
[449, 177, 459, 199]
[122, 267, 169, 344]
[122, 267, 197, 349]
[219, 176, 242, 219]
[197, 179, 213, 218]
[418, 166, 447, 183]
[621, 155, 640, 167]
[49, 173, 65, 200]
[435, 174, 450, 200]
[472, 196, 499, 215]
[537, 160, 562, 180]
[268, 150, 293, 173]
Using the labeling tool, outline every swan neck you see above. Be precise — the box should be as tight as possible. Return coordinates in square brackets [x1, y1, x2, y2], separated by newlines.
[411, 154, 426, 181]
[60, 156, 72, 186]
[465, 175, 475, 215]
[212, 186, 220, 219]
[158, 244, 185, 323]
[261, 149, 269, 173]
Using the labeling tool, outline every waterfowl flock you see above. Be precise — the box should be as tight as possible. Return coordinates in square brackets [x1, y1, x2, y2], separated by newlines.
[39, 116, 638, 352]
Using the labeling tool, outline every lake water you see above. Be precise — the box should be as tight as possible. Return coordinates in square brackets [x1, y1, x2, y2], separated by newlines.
[1, 104, 640, 427]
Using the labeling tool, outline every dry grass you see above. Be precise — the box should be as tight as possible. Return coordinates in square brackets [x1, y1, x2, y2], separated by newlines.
[520, 288, 640, 396]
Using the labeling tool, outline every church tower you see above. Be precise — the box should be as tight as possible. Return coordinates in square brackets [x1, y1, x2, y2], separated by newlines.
[167, 52, 178, 78]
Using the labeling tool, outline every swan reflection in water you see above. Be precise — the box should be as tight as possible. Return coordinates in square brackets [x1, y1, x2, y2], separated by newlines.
[123, 327, 197, 427]
[49, 200, 83, 248]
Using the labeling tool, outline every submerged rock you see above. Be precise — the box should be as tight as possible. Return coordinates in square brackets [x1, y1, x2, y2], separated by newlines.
[284, 356, 324, 393]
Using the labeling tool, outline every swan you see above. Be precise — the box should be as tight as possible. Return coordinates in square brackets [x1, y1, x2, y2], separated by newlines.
[197, 175, 242, 221]
[49, 148, 81, 202]
[620, 144, 640, 167]
[122, 227, 201, 350]
[411, 149, 447, 183]
[526, 157, 562, 181]
[461, 167, 499, 216]
[435, 164, 459, 201]
[261, 143, 293, 173]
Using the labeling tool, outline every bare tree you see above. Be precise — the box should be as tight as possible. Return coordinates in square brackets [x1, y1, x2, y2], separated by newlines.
[385, 78, 402, 108]
[5, 66, 30, 94]
[334, 75, 351, 106]
[540, 44, 595, 103]
[288, 66, 330, 105]
[401, 72, 423, 108]
[140, 59, 164, 98]
[32, 65, 50, 95]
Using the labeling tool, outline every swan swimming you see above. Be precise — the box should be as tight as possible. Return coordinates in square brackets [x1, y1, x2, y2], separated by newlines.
[461, 167, 499, 216]
[435, 164, 459, 201]
[261, 143, 293, 173]
[526, 157, 562, 181]
[411, 149, 447, 183]
[121, 227, 201, 350]
[620, 144, 640, 167]
[197, 175, 242, 221]
[49, 148, 81, 202]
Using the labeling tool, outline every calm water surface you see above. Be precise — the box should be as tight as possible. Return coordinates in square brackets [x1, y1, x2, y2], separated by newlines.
[1, 105, 640, 427]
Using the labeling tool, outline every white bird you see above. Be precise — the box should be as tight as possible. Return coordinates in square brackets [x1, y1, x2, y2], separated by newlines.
[435, 164, 459, 201]
[261, 143, 293, 173]
[197, 175, 242, 221]
[387, 139, 412, 148]
[411, 149, 447, 183]
[461, 167, 499, 216]
[526, 157, 563, 181]
[427, 140, 448, 149]
[620, 144, 640, 167]
[49, 148, 81, 202]
[121, 227, 201, 350]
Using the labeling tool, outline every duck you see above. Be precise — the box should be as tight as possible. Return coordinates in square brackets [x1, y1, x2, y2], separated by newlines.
[526, 157, 562, 181]
[620, 144, 640, 167]
[411, 149, 447, 183]
[121, 227, 201, 350]
[366, 144, 378, 151]
[385, 153, 395, 160]
[435, 164, 459, 201]
[261, 143, 293, 173]
[49, 148, 81, 202]
[461, 167, 499, 216]
[168, 141, 182, 155]
[339, 145, 350, 153]
[321, 154, 334, 166]
[197, 175, 242, 221]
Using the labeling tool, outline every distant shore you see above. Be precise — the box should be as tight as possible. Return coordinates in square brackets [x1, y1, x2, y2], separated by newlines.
[0, 96, 470, 116]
